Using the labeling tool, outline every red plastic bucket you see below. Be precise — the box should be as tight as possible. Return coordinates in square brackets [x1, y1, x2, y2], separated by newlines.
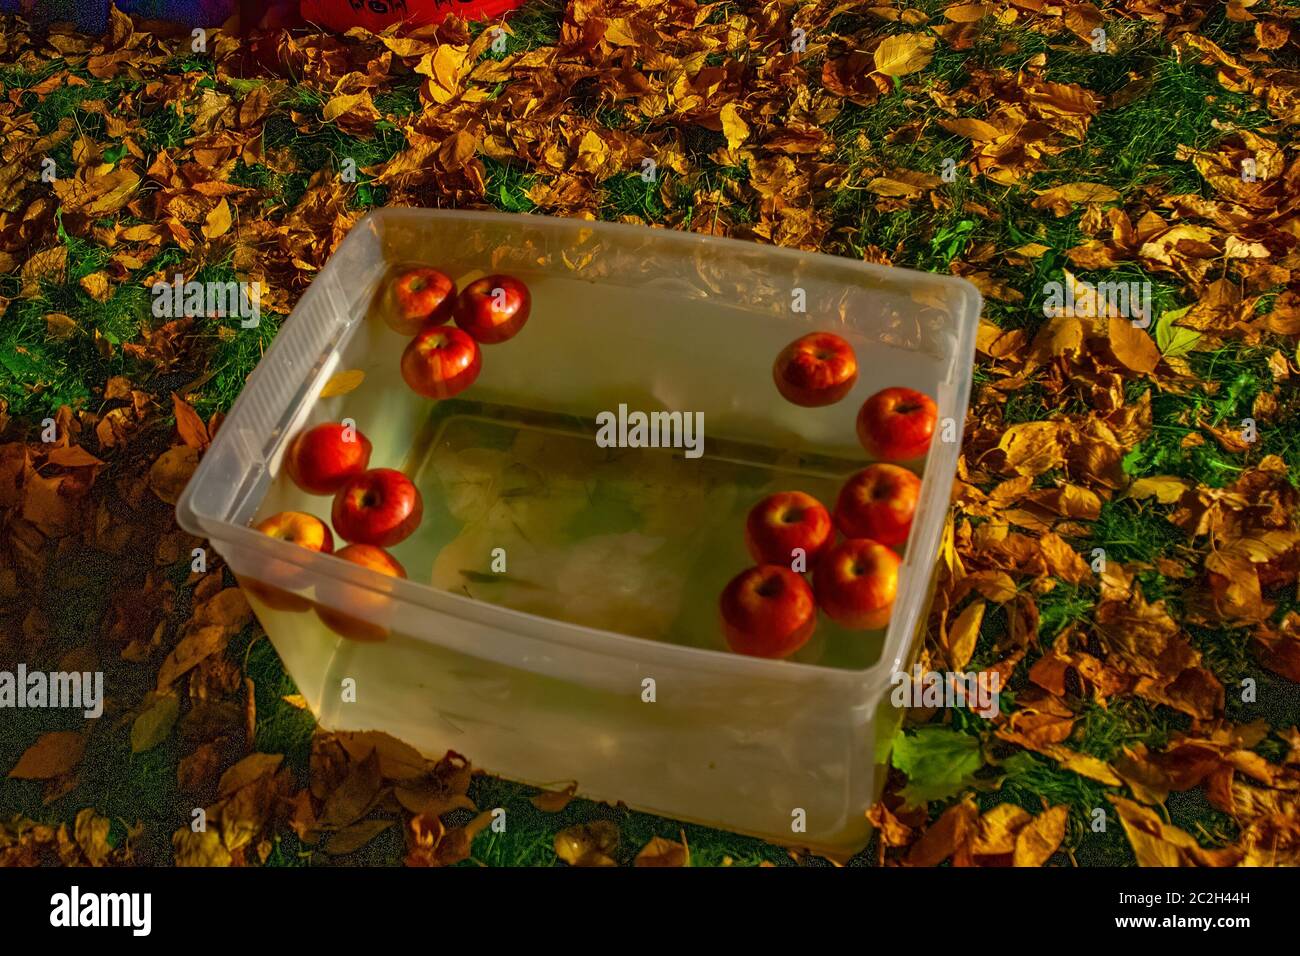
[299, 0, 525, 31]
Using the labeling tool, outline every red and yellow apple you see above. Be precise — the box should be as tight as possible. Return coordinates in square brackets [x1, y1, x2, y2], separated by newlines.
[386, 266, 456, 336]
[813, 538, 900, 630]
[745, 491, 833, 568]
[331, 468, 423, 548]
[400, 325, 482, 400]
[315, 544, 407, 642]
[243, 510, 334, 611]
[454, 274, 531, 345]
[833, 464, 921, 548]
[856, 387, 938, 461]
[285, 422, 373, 496]
[719, 565, 817, 659]
[773, 332, 858, 407]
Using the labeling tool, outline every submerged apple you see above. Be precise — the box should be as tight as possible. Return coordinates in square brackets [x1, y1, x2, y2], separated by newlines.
[814, 538, 900, 630]
[745, 490, 833, 568]
[243, 510, 334, 611]
[720, 565, 817, 659]
[833, 463, 921, 548]
[315, 544, 408, 642]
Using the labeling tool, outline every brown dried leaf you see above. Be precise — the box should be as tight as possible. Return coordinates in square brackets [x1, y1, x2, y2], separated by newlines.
[320, 749, 383, 829]
[172, 392, 209, 450]
[9, 732, 86, 780]
[148, 445, 199, 504]
[634, 835, 689, 867]
[218, 753, 284, 798]
[324, 818, 393, 856]
[1107, 316, 1161, 374]
[156, 625, 229, 692]
[531, 782, 579, 812]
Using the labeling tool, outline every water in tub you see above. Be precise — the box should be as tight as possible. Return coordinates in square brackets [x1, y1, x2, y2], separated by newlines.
[253, 267, 919, 675]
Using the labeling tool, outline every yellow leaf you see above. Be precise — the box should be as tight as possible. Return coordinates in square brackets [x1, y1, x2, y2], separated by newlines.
[156, 624, 228, 692]
[873, 33, 937, 77]
[1107, 316, 1161, 374]
[173, 827, 233, 867]
[946, 600, 985, 670]
[945, 3, 993, 21]
[74, 808, 114, 866]
[79, 271, 112, 302]
[1012, 805, 1069, 866]
[719, 103, 749, 151]
[998, 421, 1064, 477]
[971, 803, 1031, 855]
[937, 116, 1002, 140]
[218, 752, 284, 798]
[1128, 475, 1189, 503]
[322, 91, 381, 133]
[1108, 796, 1241, 867]
[868, 177, 925, 198]
[419, 45, 469, 103]
[1032, 182, 1120, 207]
[203, 199, 232, 240]
[320, 369, 365, 398]
[130, 694, 180, 753]
[1054, 749, 1122, 786]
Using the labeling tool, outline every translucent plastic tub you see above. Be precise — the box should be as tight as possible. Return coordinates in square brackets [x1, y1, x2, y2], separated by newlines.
[176, 209, 980, 853]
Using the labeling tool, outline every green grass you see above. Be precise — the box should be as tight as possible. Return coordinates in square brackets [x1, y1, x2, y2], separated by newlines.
[469, 0, 564, 49]
[483, 156, 536, 213]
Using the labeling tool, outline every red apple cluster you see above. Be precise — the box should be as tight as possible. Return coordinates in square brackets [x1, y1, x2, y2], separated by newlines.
[385, 266, 531, 401]
[721, 480, 911, 658]
[722, 336, 941, 659]
[248, 421, 420, 642]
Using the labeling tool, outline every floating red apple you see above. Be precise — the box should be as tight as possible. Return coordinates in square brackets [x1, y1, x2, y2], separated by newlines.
[401, 325, 482, 400]
[719, 565, 817, 659]
[316, 544, 408, 642]
[857, 387, 938, 462]
[814, 538, 900, 630]
[332, 468, 423, 548]
[244, 511, 334, 611]
[455, 274, 531, 345]
[745, 490, 833, 568]
[833, 464, 921, 548]
[285, 422, 373, 496]
[773, 332, 858, 407]
[387, 266, 456, 336]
